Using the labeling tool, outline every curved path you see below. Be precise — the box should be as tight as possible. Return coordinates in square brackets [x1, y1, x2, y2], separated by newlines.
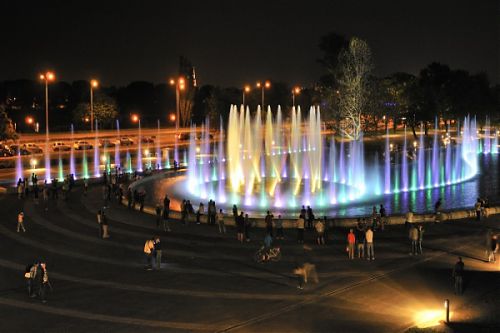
[0, 184, 498, 332]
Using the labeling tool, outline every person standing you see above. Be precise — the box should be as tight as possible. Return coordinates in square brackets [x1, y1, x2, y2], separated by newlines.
[17, 212, 26, 232]
[474, 198, 482, 221]
[196, 202, 204, 225]
[244, 213, 251, 242]
[379, 204, 386, 230]
[409, 225, 418, 255]
[417, 225, 425, 254]
[306, 206, 314, 230]
[315, 218, 325, 245]
[405, 210, 413, 229]
[39, 262, 50, 303]
[275, 215, 284, 240]
[154, 237, 162, 270]
[297, 214, 305, 244]
[217, 209, 226, 234]
[143, 238, 155, 270]
[236, 212, 245, 243]
[365, 227, 374, 260]
[83, 178, 89, 196]
[347, 229, 356, 259]
[102, 211, 110, 239]
[452, 257, 465, 295]
[96, 210, 103, 238]
[155, 204, 162, 229]
[356, 223, 365, 258]
[265, 211, 274, 237]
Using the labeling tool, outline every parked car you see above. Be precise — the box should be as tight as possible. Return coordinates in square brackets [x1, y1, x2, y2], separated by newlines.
[120, 137, 134, 146]
[0, 144, 13, 157]
[99, 139, 117, 148]
[52, 141, 71, 152]
[8, 144, 30, 155]
[24, 143, 43, 154]
[176, 133, 190, 141]
[141, 136, 155, 144]
[73, 140, 93, 150]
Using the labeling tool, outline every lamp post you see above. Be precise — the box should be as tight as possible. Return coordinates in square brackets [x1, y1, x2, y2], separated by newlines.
[292, 86, 301, 107]
[256, 80, 271, 109]
[242, 85, 250, 106]
[39, 71, 55, 140]
[90, 79, 99, 132]
[169, 77, 185, 130]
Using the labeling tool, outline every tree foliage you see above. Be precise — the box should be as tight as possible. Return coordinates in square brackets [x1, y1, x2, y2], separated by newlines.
[72, 92, 118, 128]
[0, 104, 18, 141]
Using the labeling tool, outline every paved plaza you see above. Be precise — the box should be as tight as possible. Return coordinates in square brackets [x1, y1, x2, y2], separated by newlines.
[0, 182, 499, 333]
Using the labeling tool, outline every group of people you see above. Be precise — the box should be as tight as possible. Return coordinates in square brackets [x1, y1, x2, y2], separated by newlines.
[347, 222, 375, 260]
[408, 224, 425, 255]
[474, 197, 490, 221]
[24, 261, 50, 303]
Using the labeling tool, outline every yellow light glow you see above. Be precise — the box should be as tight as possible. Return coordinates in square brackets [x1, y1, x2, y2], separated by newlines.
[169, 79, 175, 85]
[25, 116, 34, 125]
[91, 79, 99, 88]
[244, 85, 251, 93]
[293, 87, 301, 94]
[39, 74, 45, 80]
[179, 77, 185, 85]
[46, 72, 55, 81]
[169, 113, 176, 122]
[265, 81, 271, 88]
[30, 159, 38, 168]
[195, 146, 200, 153]
[256, 82, 261, 88]
[179, 84, 185, 91]
[414, 310, 444, 328]
[101, 155, 107, 163]
[131, 114, 139, 123]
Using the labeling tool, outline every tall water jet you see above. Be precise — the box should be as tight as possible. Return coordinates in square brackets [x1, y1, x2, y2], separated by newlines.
[58, 152, 64, 181]
[384, 127, 391, 193]
[431, 118, 439, 186]
[115, 120, 121, 168]
[15, 149, 23, 184]
[417, 124, 425, 189]
[156, 120, 161, 169]
[44, 139, 51, 182]
[82, 148, 89, 179]
[94, 121, 100, 176]
[70, 124, 76, 177]
[401, 126, 408, 191]
[483, 116, 491, 154]
[136, 120, 143, 172]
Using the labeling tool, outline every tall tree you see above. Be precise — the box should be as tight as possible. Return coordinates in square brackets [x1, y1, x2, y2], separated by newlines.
[0, 104, 18, 141]
[337, 37, 373, 139]
[72, 93, 118, 129]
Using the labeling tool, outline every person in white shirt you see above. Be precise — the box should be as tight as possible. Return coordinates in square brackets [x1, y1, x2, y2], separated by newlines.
[365, 227, 374, 260]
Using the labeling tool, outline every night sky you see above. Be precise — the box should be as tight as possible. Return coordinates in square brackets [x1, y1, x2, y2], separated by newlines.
[1, 0, 498, 87]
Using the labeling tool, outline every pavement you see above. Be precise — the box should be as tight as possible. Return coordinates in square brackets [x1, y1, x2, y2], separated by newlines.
[0, 184, 499, 333]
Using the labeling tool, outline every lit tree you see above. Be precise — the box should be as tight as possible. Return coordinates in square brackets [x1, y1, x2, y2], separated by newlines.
[337, 37, 373, 140]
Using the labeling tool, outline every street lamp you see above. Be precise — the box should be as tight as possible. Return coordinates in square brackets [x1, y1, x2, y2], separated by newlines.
[169, 77, 186, 130]
[90, 79, 99, 132]
[256, 80, 271, 109]
[292, 86, 301, 107]
[131, 113, 140, 124]
[39, 71, 55, 140]
[242, 85, 251, 106]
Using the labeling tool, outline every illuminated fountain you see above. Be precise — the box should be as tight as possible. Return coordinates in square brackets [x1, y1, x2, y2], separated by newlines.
[94, 121, 100, 177]
[70, 124, 76, 178]
[115, 120, 121, 168]
[166, 105, 488, 215]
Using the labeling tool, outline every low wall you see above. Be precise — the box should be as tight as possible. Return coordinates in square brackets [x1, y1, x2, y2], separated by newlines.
[129, 172, 500, 228]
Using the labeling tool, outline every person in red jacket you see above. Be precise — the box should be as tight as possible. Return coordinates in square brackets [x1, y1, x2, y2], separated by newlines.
[347, 229, 356, 259]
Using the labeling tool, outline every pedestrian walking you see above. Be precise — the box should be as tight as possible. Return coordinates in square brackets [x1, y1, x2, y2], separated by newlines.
[452, 257, 464, 295]
[347, 229, 356, 259]
[417, 225, 424, 254]
[365, 227, 375, 260]
[17, 212, 26, 232]
[275, 215, 284, 240]
[409, 225, 418, 255]
[154, 237, 162, 270]
[297, 214, 305, 244]
[294, 263, 319, 290]
[217, 209, 226, 234]
[315, 219, 325, 245]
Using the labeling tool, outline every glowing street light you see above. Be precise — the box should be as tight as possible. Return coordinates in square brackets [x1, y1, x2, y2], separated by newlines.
[292, 86, 301, 107]
[39, 71, 55, 140]
[256, 80, 271, 108]
[90, 79, 99, 132]
[25, 116, 34, 125]
[131, 114, 139, 123]
[169, 77, 186, 129]
[242, 85, 251, 106]
[169, 113, 176, 123]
